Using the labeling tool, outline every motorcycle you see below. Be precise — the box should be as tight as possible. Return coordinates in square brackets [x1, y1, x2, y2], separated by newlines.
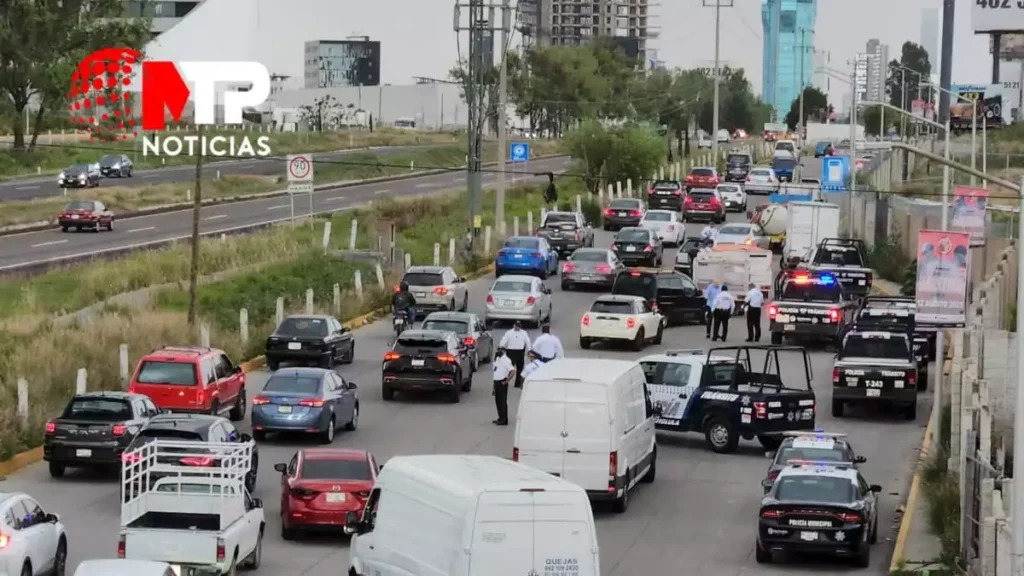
[393, 309, 411, 336]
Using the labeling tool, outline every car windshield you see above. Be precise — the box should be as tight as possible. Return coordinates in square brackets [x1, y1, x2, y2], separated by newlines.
[64, 201, 95, 211]
[727, 155, 749, 165]
[718, 225, 750, 235]
[137, 428, 203, 441]
[643, 212, 672, 222]
[718, 185, 741, 193]
[688, 192, 714, 201]
[155, 483, 236, 494]
[652, 181, 680, 190]
[777, 442, 848, 465]
[773, 158, 797, 167]
[68, 164, 89, 171]
[422, 319, 470, 334]
[817, 247, 865, 266]
[136, 361, 197, 386]
[691, 168, 714, 176]
[591, 300, 634, 314]
[841, 334, 909, 359]
[276, 317, 328, 338]
[542, 213, 575, 225]
[781, 282, 842, 302]
[616, 230, 650, 242]
[776, 142, 794, 150]
[492, 280, 532, 292]
[63, 398, 132, 421]
[263, 375, 322, 395]
[750, 170, 772, 177]
[403, 272, 444, 286]
[774, 476, 855, 503]
[301, 458, 373, 480]
[394, 338, 448, 354]
[504, 237, 540, 249]
[571, 251, 606, 262]
[609, 200, 639, 209]
[613, 273, 656, 299]
[99, 155, 121, 165]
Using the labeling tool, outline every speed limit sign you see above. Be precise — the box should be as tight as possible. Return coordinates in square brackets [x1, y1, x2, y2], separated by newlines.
[287, 154, 313, 193]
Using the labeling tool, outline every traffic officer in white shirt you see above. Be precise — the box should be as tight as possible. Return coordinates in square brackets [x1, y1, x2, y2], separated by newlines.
[745, 282, 765, 342]
[522, 350, 545, 380]
[700, 223, 718, 242]
[531, 325, 564, 362]
[491, 348, 516, 425]
[711, 285, 737, 341]
[499, 321, 531, 388]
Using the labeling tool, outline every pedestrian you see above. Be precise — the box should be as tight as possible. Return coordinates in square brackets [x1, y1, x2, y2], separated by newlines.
[491, 348, 515, 425]
[499, 321, 531, 388]
[522, 350, 545, 380]
[700, 223, 717, 242]
[711, 285, 737, 341]
[745, 282, 764, 342]
[531, 325, 564, 362]
[703, 280, 721, 339]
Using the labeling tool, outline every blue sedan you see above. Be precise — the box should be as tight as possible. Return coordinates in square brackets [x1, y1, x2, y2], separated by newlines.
[251, 367, 359, 444]
[495, 236, 559, 279]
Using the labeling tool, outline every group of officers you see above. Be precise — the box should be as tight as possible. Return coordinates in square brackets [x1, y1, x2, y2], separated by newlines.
[490, 322, 564, 426]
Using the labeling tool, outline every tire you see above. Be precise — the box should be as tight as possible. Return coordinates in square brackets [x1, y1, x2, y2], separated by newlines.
[20, 562, 30, 576]
[242, 528, 263, 569]
[869, 514, 878, 544]
[320, 352, 333, 369]
[561, 281, 571, 291]
[447, 380, 461, 403]
[281, 522, 296, 540]
[345, 404, 359, 431]
[267, 359, 279, 371]
[853, 543, 871, 568]
[229, 389, 246, 422]
[48, 461, 66, 478]
[448, 299, 456, 311]
[755, 540, 771, 564]
[905, 402, 918, 421]
[612, 473, 630, 514]
[770, 332, 783, 345]
[579, 337, 591, 349]
[209, 400, 220, 417]
[653, 322, 664, 344]
[60, 226, 68, 232]
[640, 448, 656, 483]
[758, 436, 782, 451]
[704, 417, 739, 453]
[539, 267, 548, 280]
[54, 537, 67, 576]
[253, 430, 266, 441]
[460, 294, 468, 312]
[831, 399, 844, 418]
[471, 351, 479, 373]
[106, 220, 113, 231]
[918, 368, 929, 392]
[342, 342, 354, 364]
[462, 373, 473, 392]
[382, 384, 395, 400]
[320, 416, 335, 444]
[632, 328, 645, 351]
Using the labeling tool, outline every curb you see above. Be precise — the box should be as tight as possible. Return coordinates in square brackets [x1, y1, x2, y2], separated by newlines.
[0, 446, 43, 478]
[889, 410, 935, 573]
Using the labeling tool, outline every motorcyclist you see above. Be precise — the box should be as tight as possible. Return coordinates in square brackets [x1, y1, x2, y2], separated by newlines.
[392, 281, 418, 327]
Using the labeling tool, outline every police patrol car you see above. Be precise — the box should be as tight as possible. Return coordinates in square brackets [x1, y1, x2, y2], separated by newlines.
[638, 347, 816, 454]
[762, 432, 865, 494]
[856, 296, 934, 386]
[757, 460, 882, 567]
[767, 271, 856, 346]
[832, 328, 918, 420]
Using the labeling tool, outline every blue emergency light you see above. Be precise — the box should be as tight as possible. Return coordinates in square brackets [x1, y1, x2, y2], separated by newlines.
[819, 273, 836, 285]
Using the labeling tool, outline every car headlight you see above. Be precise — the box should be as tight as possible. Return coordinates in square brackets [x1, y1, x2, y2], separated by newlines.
[112, 164, 120, 169]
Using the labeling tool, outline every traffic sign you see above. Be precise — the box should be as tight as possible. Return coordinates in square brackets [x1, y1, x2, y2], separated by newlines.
[287, 153, 313, 194]
[821, 155, 850, 194]
[510, 142, 529, 163]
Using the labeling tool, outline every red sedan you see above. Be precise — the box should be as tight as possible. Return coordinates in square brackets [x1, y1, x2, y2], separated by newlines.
[275, 448, 379, 539]
[57, 200, 114, 232]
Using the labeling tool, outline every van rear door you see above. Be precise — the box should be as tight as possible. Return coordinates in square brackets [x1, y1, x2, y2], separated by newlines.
[468, 490, 598, 576]
[516, 382, 567, 477]
[561, 381, 612, 492]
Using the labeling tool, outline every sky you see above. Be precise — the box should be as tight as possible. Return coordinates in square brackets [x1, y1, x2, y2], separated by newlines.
[150, 0, 995, 102]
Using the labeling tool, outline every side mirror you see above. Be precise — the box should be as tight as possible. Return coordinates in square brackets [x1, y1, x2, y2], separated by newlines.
[274, 463, 287, 473]
[456, 276, 466, 283]
[765, 451, 775, 459]
[233, 366, 243, 374]
[339, 327, 349, 333]
[870, 484, 883, 493]
[651, 404, 663, 416]
[855, 456, 867, 464]
[240, 433, 252, 442]
[343, 510, 361, 535]
[252, 498, 263, 508]
[46, 513, 60, 523]
[347, 382, 358, 390]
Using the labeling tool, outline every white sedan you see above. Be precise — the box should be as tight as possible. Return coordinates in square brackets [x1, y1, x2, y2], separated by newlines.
[716, 183, 746, 212]
[744, 167, 779, 195]
[714, 223, 771, 250]
[639, 210, 684, 246]
[485, 275, 553, 327]
[579, 294, 665, 351]
[0, 492, 68, 576]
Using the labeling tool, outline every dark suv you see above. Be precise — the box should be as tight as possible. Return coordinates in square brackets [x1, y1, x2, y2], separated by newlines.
[382, 329, 472, 403]
[725, 153, 752, 182]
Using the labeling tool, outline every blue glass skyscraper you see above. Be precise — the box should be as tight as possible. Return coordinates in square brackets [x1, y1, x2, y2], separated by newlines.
[761, 0, 817, 121]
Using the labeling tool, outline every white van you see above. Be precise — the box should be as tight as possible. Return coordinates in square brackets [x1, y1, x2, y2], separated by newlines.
[74, 559, 175, 576]
[513, 358, 657, 513]
[345, 455, 599, 576]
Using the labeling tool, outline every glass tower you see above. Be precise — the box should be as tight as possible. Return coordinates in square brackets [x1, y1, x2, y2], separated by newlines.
[761, 0, 817, 121]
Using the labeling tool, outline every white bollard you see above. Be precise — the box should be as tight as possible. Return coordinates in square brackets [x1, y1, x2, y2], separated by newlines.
[598, 186, 604, 203]
[37, 166, 41, 174]
[305, 288, 314, 314]
[499, 220, 507, 236]
[240, 308, 249, 343]
[410, 161, 414, 171]
[658, 166, 665, 179]
[616, 181, 622, 198]
[484, 225, 492, 254]
[199, 324, 210, 348]
[276, 297, 284, 326]
[186, 189, 191, 202]
[119, 344, 130, 388]
[626, 178, 633, 197]
[333, 283, 341, 312]
[162, 158, 166, 165]
[433, 243, 441, 266]
[17, 378, 28, 424]
[448, 238, 456, 263]
[322, 222, 332, 251]
[375, 263, 385, 287]
[76, 368, 87, 395]
[527, 211, 533, 232]
[216, 170, 221, 180]
[513, 216, 520, 236]
[349, 219, 358, 250]
[354, 270, 364, 299]
[575, 194, 582, 213]
[404, 252, 412, 270]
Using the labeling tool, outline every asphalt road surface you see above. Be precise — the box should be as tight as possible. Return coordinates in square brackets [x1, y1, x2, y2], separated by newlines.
[1, 168, 929, 575]
[0, 145, 445, 202]
[0, 156, 571, 271]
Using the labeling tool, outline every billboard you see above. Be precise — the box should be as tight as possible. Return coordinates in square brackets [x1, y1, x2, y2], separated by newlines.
[951, 186, 989, 247]
[949, 84, 1007, 129]
[973, 2, 1024, 33]
[991, 33, 1024, 59]
[915, 230, 970, 326]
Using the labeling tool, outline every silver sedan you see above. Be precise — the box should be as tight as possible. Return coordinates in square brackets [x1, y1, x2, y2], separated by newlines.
[484, 275, 553, 327]
[744, 167, 778, 195]
[714, 223, 771, 250]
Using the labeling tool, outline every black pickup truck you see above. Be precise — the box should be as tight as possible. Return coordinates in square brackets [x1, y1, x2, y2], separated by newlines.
[768, 271, 857, 346]
[854, 296, 932, 389]
[832, 329, 919, 420]
[806, 238, 874, 298]
[640, 346, 817, 454]
[535, 211, 594, 257]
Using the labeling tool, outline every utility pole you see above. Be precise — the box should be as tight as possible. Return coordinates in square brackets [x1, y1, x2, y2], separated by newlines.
[186, 124, 204, 328]
[798, 28, 806, 145]
[495, 0, 511, 232]
[938, 0, 954, 122]
[704, 0, 732, 162]
[773, 0, 781, 121]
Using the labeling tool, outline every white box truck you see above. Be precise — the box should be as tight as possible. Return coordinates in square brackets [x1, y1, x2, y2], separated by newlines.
[345, 454, 600, 576]
[693, 246, 774, 311]
[783, 202, 840, 264]
[118, 439, 264, 575]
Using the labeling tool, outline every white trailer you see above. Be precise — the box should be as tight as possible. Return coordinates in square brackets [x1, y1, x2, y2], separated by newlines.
[783, 202, 840, 264]
[693, 246, 774, 311]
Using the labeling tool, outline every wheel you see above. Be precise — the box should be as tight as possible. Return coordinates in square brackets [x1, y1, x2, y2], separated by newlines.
[281, 521, 295, 540]
[905, 402, 918, 420]
[106, 220, 113, 231]
[342, 342, 354, 364]
[770, 332, 783, 345]
[243, 528, 263, 568]
[229, 389, 246, 422]
[632, 328, 645, 351]
[253, 430, 266, 441]
[48, 461, 65, 478]
[495, 268, 503, 278]
[917, 368, 929, 391]
[20, 561, 30, 576]
[382, 385, 395, 401]
[704, 417, 739, 453]
[603, 224, 611, 231]
[471, 351, 479, 373]
[869, 514, 878, 544]
[755, 540, 772, 564]
[448, 299, 456, 311]
[612, 472, 630, 514]
[758, 435, 782, 451]
[447, 381, 461, 403]
[539, 267, 548, 280]
[579, 337, 591, 349]
[460, 294, 468, 311]
[831, 399, 844, 418]
[267, 359, 279, 371]
[53, 537, 67, 576]
[640, 448, 656, 483]
[320, 416, 335, 444]
[561, 281, 571, 291]
[320, 353, 333, 368]
[345, 404, 359, 431]
[209, 400, 220, 417]
[853, 543, 871, 568]
[462, 372, 473, 392]
[653, 322, 664, 345]
[60, 226, 68, 232]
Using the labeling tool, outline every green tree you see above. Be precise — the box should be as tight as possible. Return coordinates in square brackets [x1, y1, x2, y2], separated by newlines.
[695, 67, 765, 134]
[784, 87, 829, 130]
[862, 105, 884, 137]
[564, 119, 662, 193]
[887, 42, 931, 110]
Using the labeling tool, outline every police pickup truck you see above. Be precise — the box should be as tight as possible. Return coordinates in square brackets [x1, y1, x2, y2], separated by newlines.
[832, 328, 919, 420]
[535, 211, 594, 258]
[639, 346, 817, 454]
[854, 296, 932, 389]
[806, 238, 873, 298]
[767, 271, 856, 346]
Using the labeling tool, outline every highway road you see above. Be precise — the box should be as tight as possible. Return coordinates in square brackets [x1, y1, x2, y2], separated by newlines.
[0, 145, 444, 202]
[1, 156, 929, 575]
[0, 156, 571, 271]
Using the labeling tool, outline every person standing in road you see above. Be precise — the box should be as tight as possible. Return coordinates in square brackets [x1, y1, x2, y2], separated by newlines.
[703, 280, 721, 339]
[700, 223, 718, 242]
[711, 285, 737, 341]
[531, 325, 564, 362]
[522, 350, 545, 380]
[745, 283, 764, 342]
[491, 348, 515, 425]
[499, 321, 531, 388]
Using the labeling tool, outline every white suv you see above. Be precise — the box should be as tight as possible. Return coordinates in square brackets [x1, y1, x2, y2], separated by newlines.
[0, 492, 68, 576]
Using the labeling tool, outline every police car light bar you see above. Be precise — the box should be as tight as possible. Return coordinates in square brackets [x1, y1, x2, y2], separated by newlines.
[782, 431, 847, 438]
[665, 349, 705, 356]
[786, 459, 850, 468]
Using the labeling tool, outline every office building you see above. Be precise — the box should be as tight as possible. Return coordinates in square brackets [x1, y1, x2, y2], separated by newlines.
[761, 0, 818, 119]
[865, 39, 889, 103]
[853, 53, 870, 109]
[526, 0, 659, 63]
[304, 38, 381, 89]
[920, 8, 939, 76]
[811, 48, 830, 94]
[123, 0, 205, 33]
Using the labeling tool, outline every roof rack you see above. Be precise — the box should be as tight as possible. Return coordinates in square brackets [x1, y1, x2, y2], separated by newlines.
[782, 431, 847, 438]
[665, 349, 705, 356]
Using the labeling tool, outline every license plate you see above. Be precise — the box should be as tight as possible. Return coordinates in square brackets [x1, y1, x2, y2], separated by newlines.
[800, 531, 818, 542]
[502, 299, 516, 307]
[775, 314, 790, 322]
[288, 342, 301, 350]
[581, 276, 592, 281]
[326, 493, 346, 503]
[514, 254, 523, 258]
[414, 291, 426, 297]
[859, 280, 866, 285]
[71, 215, 79, 219]
[866, 389, 881, 397]
[784, 325, 796, 331]
[626, 246, 636, 251]
[412, 359, 425, 366]
[75, 449, 91, 458]
[618, 212, 627, 216]
[278, 405, 292, 413]
[394, 318, 404, 325]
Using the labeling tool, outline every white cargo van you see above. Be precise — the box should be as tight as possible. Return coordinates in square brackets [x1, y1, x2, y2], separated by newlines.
[512, 358, 657, 513]
[344, 455, 599, 576]
[784, 201, 840, 264]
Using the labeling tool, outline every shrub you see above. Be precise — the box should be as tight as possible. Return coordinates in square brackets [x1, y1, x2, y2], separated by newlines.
[867, 235, 913, 283]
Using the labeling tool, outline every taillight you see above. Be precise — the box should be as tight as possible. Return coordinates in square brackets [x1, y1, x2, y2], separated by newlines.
[648, 187, 655, 195]
[684, 196, 694, 205]
[180, 456, 214, 466]
[630, 210, 642, 217]
[837, 512, 863, 523]
[767, 304, 778, 319]
[908, 371, 917, 385]
[512, 447, 519, 461]
[531, 252, 543, 259]
[563, 263, 576, 272]
[833, 368, 840, 383]
[574, 230, 581, 241]
[609, 451, 618, 476]
[643, 245, 653, 252]
[753, 402, 767, 419]
[299, 398, 325, 407]
[393, 285, 401, 293]
[762, 470, 780, 488]
[760, 509, 782, 519]
[437, 353, 456, 363]
[434, 286, 449, 295]
[251, 396, 270, 405]
[117, 534, 126, 558]
[828, 308, 840, 322]
[582, 314, 590, 326]
[121, 453, 140, 464]
[709, 197, 720, 206]
[595, 264, 611, 273]
[0, 532, 10, 549]
[673, 190, 682, 196]
[45, 421, 55, 434]
[216, 538, 225, 562]
[384, 352, 401, 361]
[290, 487, 319, 499]
[111, 424, 127, 436]
[464, 336, 476, 347]
[626, 318, 637, 328]
[526, 296, 536, 305]
[486, 294, 494, 304]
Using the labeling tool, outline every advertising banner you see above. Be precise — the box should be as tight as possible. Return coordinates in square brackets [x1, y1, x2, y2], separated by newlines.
[915, 230, 970, 326]
[949, 84, 1006, 128]
[952, 186, 988, 247]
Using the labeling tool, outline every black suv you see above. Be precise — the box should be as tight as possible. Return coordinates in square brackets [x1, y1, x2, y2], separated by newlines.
[646, 179, 684, 212]
[725, 152, 752, 182]
[382, 329, 473, 403]
[611, 269, 705, 325]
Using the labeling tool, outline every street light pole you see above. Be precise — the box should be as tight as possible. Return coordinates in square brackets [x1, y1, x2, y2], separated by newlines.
[798, 29, 805, 146]
[496, 0, 510, 232]
[971, 95, 978, 185]
[704, 0, 732, 163]
[1014, 175, 1024, 576]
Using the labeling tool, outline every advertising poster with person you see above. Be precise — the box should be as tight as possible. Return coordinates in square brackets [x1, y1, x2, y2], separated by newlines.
[915, 230, 970, 326]
[951, 186, 988, 247]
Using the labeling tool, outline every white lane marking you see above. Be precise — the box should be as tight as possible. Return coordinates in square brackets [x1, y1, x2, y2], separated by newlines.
[415, 182, 438, 188]
[32, 240, 68, 248]
[325, 196, 347, 201]
[373, 189, 390, 195]
[267, 204, 289, 210]
[204, 214, 227, 220]
[127, 226, 156, 233]
[15, 185, 38, 190]
[142, 173, 160, 178]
